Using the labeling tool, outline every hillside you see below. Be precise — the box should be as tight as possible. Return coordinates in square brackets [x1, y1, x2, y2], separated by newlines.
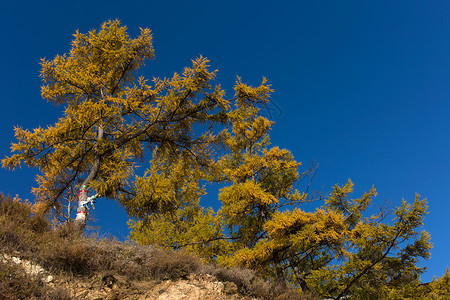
[0, 194, 314, 300]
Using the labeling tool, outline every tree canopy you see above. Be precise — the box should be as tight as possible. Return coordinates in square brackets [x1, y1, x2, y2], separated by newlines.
[130, 104, 436, 299]
[3, 20, 448, 299]
[2, 20, 270, 230]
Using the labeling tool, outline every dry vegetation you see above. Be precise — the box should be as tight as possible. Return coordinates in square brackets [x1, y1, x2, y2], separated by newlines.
[0, 193, 317, 300]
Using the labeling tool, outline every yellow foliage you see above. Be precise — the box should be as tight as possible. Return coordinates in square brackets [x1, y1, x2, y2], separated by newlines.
[2, 20, 439, 299]
[2, 20, 272, 217]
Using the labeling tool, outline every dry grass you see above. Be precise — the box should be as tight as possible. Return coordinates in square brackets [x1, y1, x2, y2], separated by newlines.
[0, 193, 317, 299]
[0, 260, 71, 300]
[201, 264, 319, 300]
[0, 194, 192, 280]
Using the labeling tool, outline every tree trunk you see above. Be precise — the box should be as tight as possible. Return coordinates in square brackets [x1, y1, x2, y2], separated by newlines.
[74, 125, 103, 233]
[74, 187, 89, 233]
[273, 252, 287, 293]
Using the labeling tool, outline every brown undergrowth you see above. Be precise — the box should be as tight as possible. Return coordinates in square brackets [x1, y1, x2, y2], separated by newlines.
[0, 193, 317, 299]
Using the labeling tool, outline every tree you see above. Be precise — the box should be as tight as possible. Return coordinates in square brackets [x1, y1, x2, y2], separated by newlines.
[3, 20, 444, 298]
[424, 267, 450, 299]
[127, 150, 229, 259]
[2, 20, 271, 232]
[213, 108, 432, 299]
[131, 102, 437, 299]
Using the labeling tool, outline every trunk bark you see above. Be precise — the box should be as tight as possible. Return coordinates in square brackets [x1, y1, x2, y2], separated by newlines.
[74, 125, 104, 233]
[273, 252, 287, 293]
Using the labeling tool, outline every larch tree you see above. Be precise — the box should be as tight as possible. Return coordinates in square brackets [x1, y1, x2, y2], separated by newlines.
[132, 101, 436, 299]
[127, 149, 228, 259]
[2, 20, 444, 299]
[422, 267, 450, 299]
[2, 20, 271, 232]
[212, 107, 432, 298]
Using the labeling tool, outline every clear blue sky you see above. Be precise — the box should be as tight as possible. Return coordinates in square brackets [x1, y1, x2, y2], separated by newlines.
[1, 1, 449, 282]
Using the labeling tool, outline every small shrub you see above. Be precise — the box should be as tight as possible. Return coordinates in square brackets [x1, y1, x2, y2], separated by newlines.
[0, 260, 70, 300]
[201, 264, 319, 299]
[40, 238, 96, 275]
[0, 194, 45, 255]
[203, 265, 270, 298]
[0, 226, 21, 250]
[30, 214, 51, 234]
[0, 260, 41, 299]
[145, 249, 199, 280]
[42, 287, 72, 300]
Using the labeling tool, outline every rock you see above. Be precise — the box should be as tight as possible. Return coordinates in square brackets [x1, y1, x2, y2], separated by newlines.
[25, 261, 45, 275]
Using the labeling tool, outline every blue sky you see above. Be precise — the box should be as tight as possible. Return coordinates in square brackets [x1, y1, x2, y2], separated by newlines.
[1, 1, 449, 282]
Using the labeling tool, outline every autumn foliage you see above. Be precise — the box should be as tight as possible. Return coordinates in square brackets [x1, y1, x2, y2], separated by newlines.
[3, 20, 449, 299]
